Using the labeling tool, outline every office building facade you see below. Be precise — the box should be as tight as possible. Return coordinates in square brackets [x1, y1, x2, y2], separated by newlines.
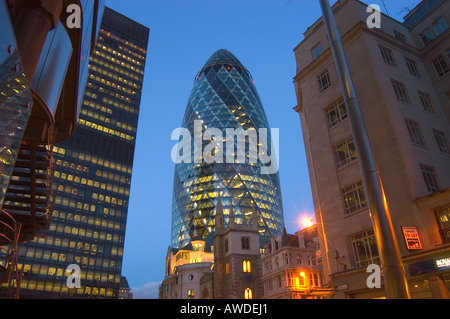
[0, 0, 104, 298]
[171, 49, 284, 249]
[14, 7, 149, 298]
[293, 0, 450, 298]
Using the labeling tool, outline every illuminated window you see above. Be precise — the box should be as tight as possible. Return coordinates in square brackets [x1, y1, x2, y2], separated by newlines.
[342, 181, 367, 215]
[334, 137, 357, 168]
[243, 260, 251, 273]
[326, 98, 347, 128]
[351, 229, 380, 268]
[225, 262, 230, 275]
[299, 272, 305, 286]
[244, 288, 252, 299]
[187, 289, 194, 299]
[435, 206, 450, 244]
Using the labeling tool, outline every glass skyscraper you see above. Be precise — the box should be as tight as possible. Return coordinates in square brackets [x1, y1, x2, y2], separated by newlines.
[171, 49, 284, 249]
[15, 7, 149, 299]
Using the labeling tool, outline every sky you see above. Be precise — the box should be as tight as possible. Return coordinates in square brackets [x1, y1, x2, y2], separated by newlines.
[104, 0, 422, 298]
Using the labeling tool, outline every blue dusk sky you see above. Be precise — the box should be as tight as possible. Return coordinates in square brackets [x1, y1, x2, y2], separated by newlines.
[104, 0, 422, 298]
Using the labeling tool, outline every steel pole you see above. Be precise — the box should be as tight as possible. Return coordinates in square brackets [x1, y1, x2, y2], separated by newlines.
[318, 0, 410, 299]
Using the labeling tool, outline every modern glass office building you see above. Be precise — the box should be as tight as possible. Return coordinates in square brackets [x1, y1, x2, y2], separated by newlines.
[171, 49, 284, 249]
[15, 7, 149, 299]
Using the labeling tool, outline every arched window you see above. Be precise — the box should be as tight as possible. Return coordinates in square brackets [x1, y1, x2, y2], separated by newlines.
[243, 260, 251, 273]
[245, 288, 253, 299]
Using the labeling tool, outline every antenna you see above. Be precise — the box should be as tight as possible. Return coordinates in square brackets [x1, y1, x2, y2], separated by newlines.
[381, 0, 389, 15]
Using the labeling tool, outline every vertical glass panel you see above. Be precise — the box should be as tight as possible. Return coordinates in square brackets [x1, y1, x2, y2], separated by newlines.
[0, 1, 33, 207]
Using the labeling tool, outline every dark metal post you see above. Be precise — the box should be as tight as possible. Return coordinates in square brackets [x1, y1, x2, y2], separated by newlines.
[318, 0, 410, 299]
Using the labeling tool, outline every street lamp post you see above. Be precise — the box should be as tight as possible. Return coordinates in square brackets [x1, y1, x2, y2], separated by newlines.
[318, 0, 410, 299]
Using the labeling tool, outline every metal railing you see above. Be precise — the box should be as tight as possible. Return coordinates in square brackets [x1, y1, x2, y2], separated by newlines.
[0, 209, 22, 299]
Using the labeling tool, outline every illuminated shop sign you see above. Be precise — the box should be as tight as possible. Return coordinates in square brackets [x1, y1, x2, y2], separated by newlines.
[409, 255, 450, 276]
[436, 257, 450, 269]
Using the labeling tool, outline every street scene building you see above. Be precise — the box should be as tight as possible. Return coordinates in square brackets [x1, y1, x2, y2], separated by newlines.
[161, 198, 268, 299]
[261, 225, 333, 299]
[11, 7, 149, 299]
[293, 0, 450, 299]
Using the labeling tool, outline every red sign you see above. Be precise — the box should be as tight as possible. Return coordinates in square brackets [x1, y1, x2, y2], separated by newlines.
[402, 227, 422, 250]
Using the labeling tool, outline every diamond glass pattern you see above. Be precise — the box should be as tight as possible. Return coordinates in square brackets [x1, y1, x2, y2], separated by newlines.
[171, 49, 284, 248]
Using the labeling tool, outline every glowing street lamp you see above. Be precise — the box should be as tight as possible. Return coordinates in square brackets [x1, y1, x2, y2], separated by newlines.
[302, 218, 314, 228]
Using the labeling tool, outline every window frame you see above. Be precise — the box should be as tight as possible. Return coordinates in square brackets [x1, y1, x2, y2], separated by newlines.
[342, 181, 367, 215]
[318, 69, 332, 93]
[405, 118, 426, 147]
[391, 79, 411, 103]
[420, 164, 440, 193]
[379, 45, 397, 67]
[334, 137, 358, 168]
[432, 54, 450, 78]
[326, 98, 347, 128]
[432, 128, 450, 154]
[405, 57, 421, 78]
[418, 90, 436, 114]
[311, 42, 323, 60]
[351, 229, 380, 268]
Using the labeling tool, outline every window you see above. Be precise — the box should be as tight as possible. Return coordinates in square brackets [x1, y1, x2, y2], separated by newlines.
[225, 262, 230, 275]
[318, 69, 331, 93]
[405, 119, 426, 147]
[299, 273, 305, 286]
[243, 260, 251, 273]
[326, 98, 347, 128]
[421, 27, 434, 45]
[420, 164, 440, 193]
[391, 79, 410, 103]
[314, 273, 320, 287]
[334, 137, 357, 168]
[286, 271, 294, 286]
[379, 45, 397, 67]
[311, 42, 323, 60]
[187, 289, 194, 299]
[241, 237, 250, 250]
[405, 57, 420, 78]
[351, 230, 380, 268]
[432, 55, 449, 77]
[435, 207, 450, 244]
[342, 181, 367, 215]
[433, 17, 448, 36]
[433, 129, 450, 154]
[418, 91, 436, 113]
[244, 288, 253, 299]
[394, 30, 407, 43]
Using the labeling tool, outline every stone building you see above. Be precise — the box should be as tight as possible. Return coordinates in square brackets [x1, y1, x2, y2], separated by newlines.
[293, 0, 450, 298]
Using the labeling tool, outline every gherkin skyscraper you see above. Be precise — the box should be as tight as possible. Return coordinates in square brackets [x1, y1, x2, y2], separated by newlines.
[171, 49, 283, 249]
